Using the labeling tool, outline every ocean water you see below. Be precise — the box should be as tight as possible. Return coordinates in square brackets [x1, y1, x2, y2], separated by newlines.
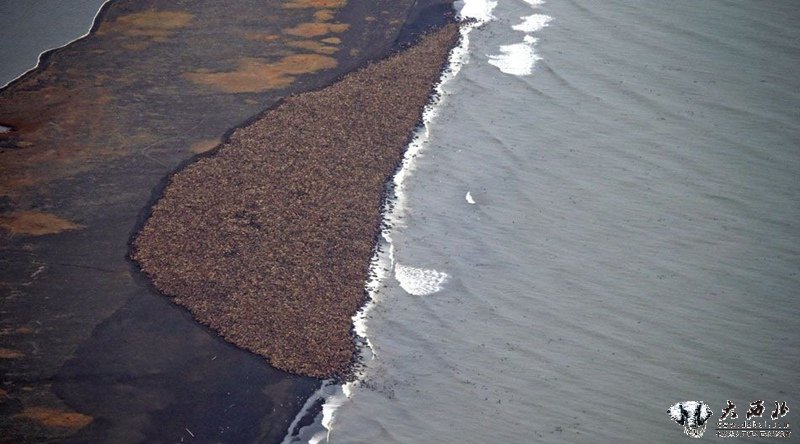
[291, 0, 800, 443]
[0, 0, 109, 87]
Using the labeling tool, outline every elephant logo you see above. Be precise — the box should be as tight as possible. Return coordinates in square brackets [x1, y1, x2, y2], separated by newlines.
[668, 401, 713, 438]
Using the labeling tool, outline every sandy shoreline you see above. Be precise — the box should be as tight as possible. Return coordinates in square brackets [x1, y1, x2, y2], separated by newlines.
[0, 0, 455, 441]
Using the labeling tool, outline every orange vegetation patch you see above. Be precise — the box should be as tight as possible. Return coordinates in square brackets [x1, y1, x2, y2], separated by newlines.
[321, 37, 341, 44]
[99, 10, 193, 41]
[244, 31, 280, 43]
[287, 40, 339, 55]
[189, 138, 221, 154]
[0, 211, 84, 236]
[313, 9, 336, 22]
[183, 54, 337, 93]
[284, 22, 349, 37]
[0, 348, 24, 359]
[283, 0, 346, 9]
[15, 326, 35, 334]
[15, 407, 93, 429]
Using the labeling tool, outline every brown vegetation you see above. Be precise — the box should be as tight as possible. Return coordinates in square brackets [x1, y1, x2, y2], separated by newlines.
[244, 32, 280, 43]
[287, 40, 340, 55]
[284, 22, 350, 38]
[15, 407, 93, 430]
[0, 348, 24, 359]
[183, 55, 339, 93]
[313, 9, 337, 22]
[0, 211, 84, 236]
[98, 10, 194, 40]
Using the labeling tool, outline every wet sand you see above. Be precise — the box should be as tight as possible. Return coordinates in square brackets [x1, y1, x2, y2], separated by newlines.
[133, 24, 460, 379]
[0, 0, 453, 442]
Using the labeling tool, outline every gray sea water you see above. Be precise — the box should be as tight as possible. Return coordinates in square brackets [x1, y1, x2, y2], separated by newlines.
[0, 0, 108, 87]
[307, 0, 800, 443]
[0, 0, 107, 86]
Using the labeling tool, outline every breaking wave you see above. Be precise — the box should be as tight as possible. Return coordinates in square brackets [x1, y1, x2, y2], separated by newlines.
[487, 0, 552, 76]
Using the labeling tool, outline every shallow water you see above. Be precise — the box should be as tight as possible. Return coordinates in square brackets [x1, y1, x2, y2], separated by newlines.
[306, 0, 800, 442]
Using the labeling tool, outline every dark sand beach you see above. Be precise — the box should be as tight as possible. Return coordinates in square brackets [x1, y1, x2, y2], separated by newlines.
[0, 0, 454, 442]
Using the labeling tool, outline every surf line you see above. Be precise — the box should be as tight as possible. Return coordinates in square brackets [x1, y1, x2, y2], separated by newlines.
[281, 1, 498, 442]
[0, 0, 113, 90]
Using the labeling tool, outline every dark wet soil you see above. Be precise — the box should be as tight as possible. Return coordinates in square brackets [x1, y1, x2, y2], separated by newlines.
[0, 0, 454, 442]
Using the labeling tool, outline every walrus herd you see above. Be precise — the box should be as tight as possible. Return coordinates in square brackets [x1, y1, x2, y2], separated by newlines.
[132, 23, 460, 378]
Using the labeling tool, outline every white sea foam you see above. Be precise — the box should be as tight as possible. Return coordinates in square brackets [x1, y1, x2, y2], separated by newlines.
[522, 0, 545, 6]
[488, 36, 541, 76]
[1, 0, 112, 90]
[392, 0, 497, 212]
[487, 0, 551, 76]
[394, 263, 449, 296]
[318, 386, 347, 441]
[512, 14, 552, 33]
[458, 0, 498, 23]
[466, 191, 476, 204]
[280, 381, 333, 444]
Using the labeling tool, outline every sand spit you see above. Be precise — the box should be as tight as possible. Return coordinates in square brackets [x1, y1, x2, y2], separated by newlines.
[132, 24, 460, 379]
